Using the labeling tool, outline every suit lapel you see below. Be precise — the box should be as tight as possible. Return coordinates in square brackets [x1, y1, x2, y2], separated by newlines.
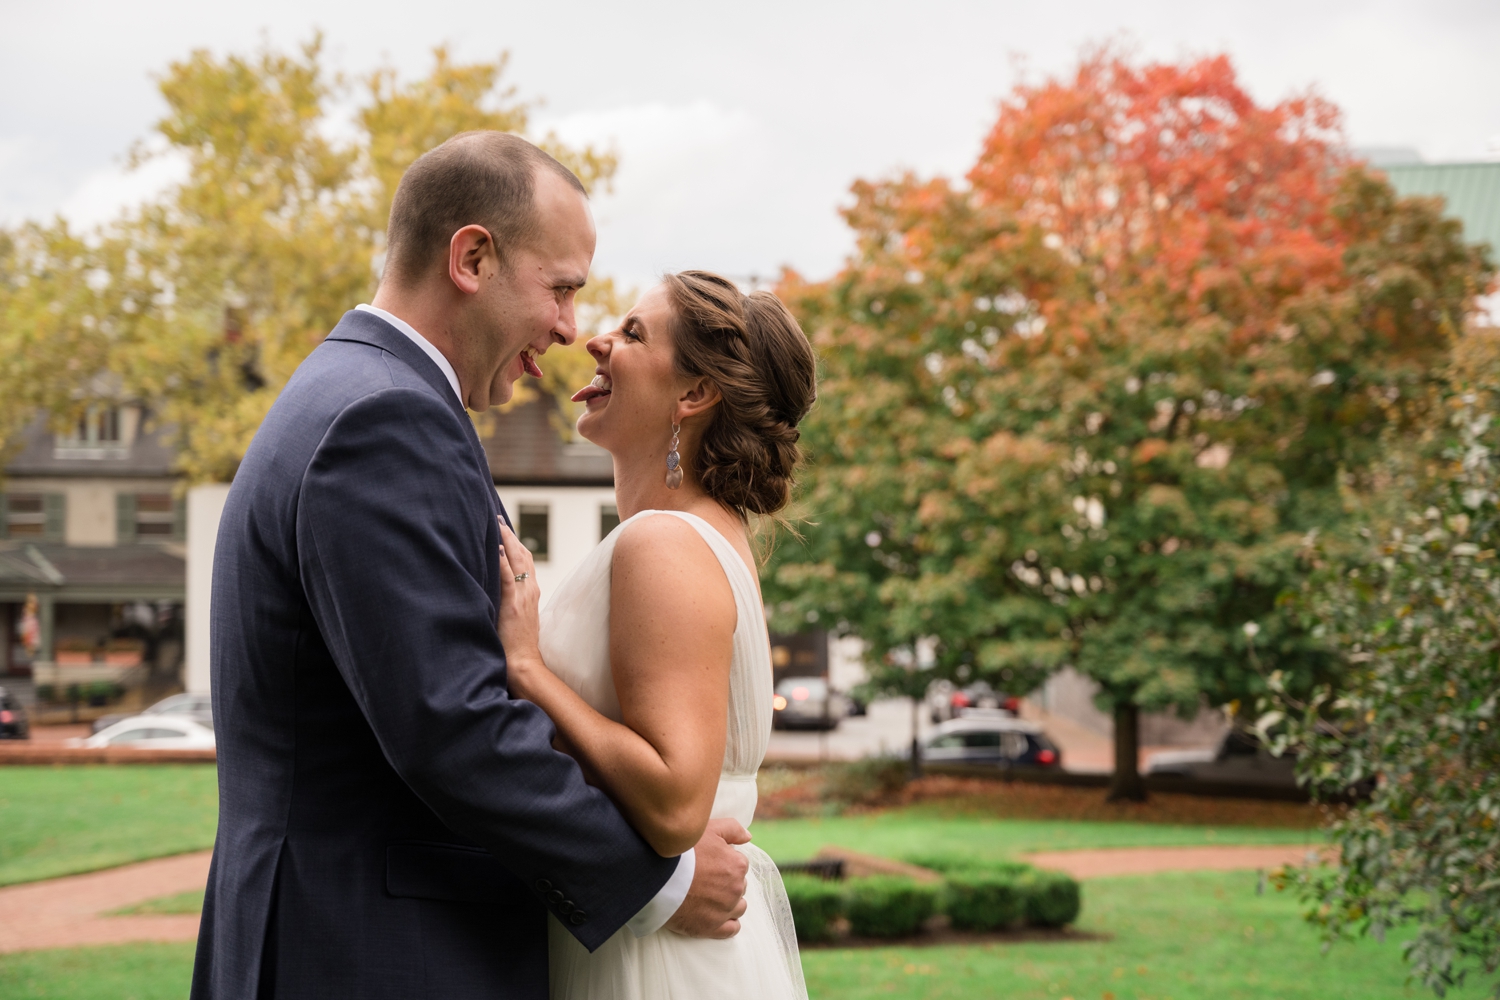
[326, 310, 503, 522]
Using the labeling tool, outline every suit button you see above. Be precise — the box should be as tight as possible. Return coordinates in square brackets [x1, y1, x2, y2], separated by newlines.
[546, 890, 564, 904]
[535, 879, 552, 893]
[557, 899, 574, 915]
[569, 910, 588, 925]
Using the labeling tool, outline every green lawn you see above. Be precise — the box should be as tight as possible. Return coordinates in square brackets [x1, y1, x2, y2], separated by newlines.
[0, 766, 218, 886]
[2, 872, 1483, 999]
[0, 943, 196, 1000]
[800, 870, 1485, 1000]
[752, 806, 1321, 865]
[108, 890, 205, 917]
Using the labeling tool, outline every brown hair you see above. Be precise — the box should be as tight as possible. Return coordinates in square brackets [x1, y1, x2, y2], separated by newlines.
[382, 131, 586, 287]
[662, 271, 817, 517]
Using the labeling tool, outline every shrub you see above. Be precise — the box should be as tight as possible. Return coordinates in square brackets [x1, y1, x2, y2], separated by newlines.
[1022, 869, 1082, 927]
[823, 757, 908, 805]
[845, 876, 937, 938]
[781, 874, 845, 943]
[907, 854, 1031, 878]
[940, 869, 1026, 931]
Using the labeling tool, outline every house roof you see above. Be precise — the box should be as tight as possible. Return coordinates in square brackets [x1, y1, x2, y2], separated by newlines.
[1380, 162, 1500, 255]
[0, 541, 185, 600]
[4, 395, 613, 488]
[4, 414, 178, 479]
[479, 397, 614, 486]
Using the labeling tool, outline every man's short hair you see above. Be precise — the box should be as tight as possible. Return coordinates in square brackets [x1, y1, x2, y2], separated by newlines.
[382, 131, 586, 287]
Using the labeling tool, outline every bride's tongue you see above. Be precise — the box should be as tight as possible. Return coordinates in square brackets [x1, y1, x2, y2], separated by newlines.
[571, 374, 611, 403]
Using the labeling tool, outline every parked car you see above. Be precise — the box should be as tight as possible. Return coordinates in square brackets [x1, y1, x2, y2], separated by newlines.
[927, 680, 1019, 724]
[1145, 729, 1297, 788]
[921, 715, 1061, 769]
[0, 686, 29, 739]
[771, 676, 847, 731]
[75, 715, 216, 750]
[91, 692, 213, 735]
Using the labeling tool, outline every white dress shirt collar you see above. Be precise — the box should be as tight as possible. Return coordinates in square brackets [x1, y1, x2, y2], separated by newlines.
[355, 304, 464, 407]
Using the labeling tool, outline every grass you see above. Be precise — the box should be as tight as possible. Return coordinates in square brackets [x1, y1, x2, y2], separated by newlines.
[752, 807, 1322, 866]
[0, 943, 197, 1000]
[108, 890, 205, 916]
[1, 873, 1485, 999]
[0, 766, 218, 887]
[800, 870, 1488, 1000]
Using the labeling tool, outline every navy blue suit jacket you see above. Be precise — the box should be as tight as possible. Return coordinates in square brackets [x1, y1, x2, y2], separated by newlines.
[190, 310, 677, 1000]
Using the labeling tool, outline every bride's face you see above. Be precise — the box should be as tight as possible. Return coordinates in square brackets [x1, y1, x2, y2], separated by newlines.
[574, 284, 684, 453]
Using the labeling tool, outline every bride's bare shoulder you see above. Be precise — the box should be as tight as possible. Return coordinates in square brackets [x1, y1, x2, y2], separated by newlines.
[611, 513, 733, 618]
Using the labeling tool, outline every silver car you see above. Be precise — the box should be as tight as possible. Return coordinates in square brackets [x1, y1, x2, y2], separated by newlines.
[771, 677, 846, 731]
[91, 692, 214, 735]
[922, 714, 1061, 769]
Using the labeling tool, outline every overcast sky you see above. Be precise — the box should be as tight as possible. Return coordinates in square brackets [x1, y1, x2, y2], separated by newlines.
[3, 0, 1498, 287]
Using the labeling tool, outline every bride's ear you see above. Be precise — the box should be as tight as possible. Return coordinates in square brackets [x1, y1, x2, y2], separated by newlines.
[676, 377, 721, 421]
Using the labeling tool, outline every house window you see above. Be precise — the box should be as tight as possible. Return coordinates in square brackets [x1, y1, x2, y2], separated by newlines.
[517, 504, 550, 562]
[55, 407, 128, 459]
[117, 493, 183, 543]
[600, 504, 620, 540]
[2, 494, 64, 541]
[134, 494, 177, 537]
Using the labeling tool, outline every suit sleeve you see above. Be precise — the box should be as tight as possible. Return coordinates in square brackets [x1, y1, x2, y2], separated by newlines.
[296, 386, 678, 950]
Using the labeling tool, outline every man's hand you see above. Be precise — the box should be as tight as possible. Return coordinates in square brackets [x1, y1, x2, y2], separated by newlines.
[664, 818, 751, 938]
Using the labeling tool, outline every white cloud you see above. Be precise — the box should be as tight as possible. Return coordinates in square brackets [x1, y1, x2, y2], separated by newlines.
[56, 147, 188, 230]
[543, 101, 828, 288]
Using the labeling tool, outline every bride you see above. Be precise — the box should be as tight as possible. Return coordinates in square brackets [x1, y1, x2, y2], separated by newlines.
[495, 270, 817, 1000]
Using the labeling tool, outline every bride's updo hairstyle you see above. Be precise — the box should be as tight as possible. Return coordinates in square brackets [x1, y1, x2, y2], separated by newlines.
[662, 270, 817, 517]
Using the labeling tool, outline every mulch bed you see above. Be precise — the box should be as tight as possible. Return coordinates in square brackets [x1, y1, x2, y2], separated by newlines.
[757, 768, 1328, 828]
[801, 920, 1111, 950]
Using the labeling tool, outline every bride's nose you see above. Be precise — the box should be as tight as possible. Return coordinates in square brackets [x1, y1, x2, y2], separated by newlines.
[585, 333, 610, 360]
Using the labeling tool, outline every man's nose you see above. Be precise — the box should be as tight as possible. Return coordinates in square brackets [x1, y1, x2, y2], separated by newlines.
[553, 298, 579, 346]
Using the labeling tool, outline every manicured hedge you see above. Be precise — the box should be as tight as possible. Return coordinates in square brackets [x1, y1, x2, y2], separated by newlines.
[781, 874, 845, 943]
[844, 876, 938, 938]
[1021, 868, 1083, 927]
[778, 859, 1082, 942]
[939, 869, 1026, 931]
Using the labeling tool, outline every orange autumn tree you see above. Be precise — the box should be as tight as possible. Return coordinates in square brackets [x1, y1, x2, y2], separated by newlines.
[767, 48, 1488, 800]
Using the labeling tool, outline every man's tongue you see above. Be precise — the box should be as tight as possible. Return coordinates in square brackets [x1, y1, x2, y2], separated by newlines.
[521, 352, 543, 378]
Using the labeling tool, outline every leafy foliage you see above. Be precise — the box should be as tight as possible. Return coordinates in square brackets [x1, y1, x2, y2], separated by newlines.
[1269, 334, 1500, 998]
[0, 38, 616, 481]
[844, 876, 938, 938]
[767, 45, 1493, 797]
[781, 874, 846, 943]
[939, 869, 1027, 930]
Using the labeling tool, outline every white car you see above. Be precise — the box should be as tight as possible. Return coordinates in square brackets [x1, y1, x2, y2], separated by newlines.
[73, 715, 217, 750]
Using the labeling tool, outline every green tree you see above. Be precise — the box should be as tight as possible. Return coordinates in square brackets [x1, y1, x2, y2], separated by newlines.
[1269, 330, 1500, 998]
[767, 48, 1490, 800]
[0, 38, 616, 481]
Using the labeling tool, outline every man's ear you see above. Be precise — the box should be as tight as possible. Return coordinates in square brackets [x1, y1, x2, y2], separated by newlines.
[676, 378, 722, 422]
[448, 225, 494, 296]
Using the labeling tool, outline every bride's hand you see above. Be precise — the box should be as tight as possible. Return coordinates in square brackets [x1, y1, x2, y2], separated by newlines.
[498, 523, 544, 691]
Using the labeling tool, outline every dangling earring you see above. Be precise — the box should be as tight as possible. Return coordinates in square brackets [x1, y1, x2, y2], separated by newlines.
[665, 422, 683, 489]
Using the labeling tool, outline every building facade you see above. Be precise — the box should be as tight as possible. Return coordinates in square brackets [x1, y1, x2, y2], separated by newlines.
[0, 406, 186, 699]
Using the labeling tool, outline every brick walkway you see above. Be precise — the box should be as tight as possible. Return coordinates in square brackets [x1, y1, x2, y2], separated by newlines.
[0, 842, 1330, 953]
[1024, 844, 1328, 879]
[0, 851, 210, 953]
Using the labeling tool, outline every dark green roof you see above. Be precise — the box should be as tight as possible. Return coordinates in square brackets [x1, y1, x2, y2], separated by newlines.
[1380, 162, 1500, 256]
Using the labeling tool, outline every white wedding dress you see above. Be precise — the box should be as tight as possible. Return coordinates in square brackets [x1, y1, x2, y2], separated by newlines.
[538, 509, 808, 1000]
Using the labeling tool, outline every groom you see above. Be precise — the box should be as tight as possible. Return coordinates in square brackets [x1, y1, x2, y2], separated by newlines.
[191, 132, 750, 1000]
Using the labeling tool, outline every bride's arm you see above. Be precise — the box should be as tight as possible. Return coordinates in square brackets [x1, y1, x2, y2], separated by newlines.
[498, 519, 734, 858]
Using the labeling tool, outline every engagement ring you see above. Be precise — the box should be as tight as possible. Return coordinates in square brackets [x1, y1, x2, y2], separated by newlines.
[514, 573, 530, 582]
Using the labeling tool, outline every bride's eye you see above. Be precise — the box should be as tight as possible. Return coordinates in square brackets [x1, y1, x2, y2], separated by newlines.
[623, 325, 642, 342]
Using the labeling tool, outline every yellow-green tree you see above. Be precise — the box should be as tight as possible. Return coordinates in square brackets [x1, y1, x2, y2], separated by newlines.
[0, 37, 616, 481]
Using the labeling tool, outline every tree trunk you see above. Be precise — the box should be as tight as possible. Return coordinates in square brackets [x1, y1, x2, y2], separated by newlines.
[1107, 700, 1147, 802]
[909, 696, 923, 780]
